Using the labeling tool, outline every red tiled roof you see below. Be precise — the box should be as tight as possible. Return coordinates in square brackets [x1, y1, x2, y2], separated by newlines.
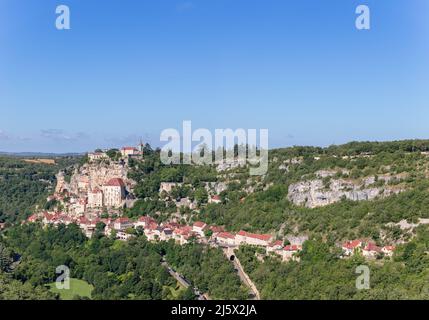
[175, 226, 192, 235]
[284, 245, 301, 251]
[237, 230, 272, 242]
[105, 178, 125, 187]
[217, 232, 235, 240]
[164, 222, 180, 229]
[210, 225, 224, 233]
[250, 233, 272, 241]
[342, 240, 362, 250]
[193, 221, 207, 228]
[27, 214, 39, 222]
[147, 222, 159, 230]
[364, 242, 382, 253]
[269, 240, 284, 247]
[212, 195, 221, 201]
[79, 217, 90, 225]
[43, 212, 54, 221]
[115, 217, 131, 224]
[383, 245, 396, 251]
[138, 216, 156, 224]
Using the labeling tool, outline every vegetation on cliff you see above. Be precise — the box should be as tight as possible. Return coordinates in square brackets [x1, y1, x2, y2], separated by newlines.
[0, 156, 81, 224]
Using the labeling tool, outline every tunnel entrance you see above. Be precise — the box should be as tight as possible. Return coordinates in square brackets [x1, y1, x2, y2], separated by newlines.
[229, 255, 235, 261]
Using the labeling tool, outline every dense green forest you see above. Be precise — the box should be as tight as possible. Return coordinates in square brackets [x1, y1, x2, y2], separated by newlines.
[126, 140, 429, 244]
[160, 241, 249, 299]
[0, 240, 55, 299]
[0, 156, 81, 224]
[121, 140, 429, 300]
[0, 223, 244, 300]
[236, 225, 429, 299]
[1, 140, 429, 300]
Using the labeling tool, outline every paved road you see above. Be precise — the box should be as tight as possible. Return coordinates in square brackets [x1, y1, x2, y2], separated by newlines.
[161, 259, 208, 300]
[223, 247, 261, 300]
[161, 245, 260, 301]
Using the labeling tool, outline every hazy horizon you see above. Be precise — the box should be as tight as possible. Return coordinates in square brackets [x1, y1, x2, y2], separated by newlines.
[2, 136, 429, 155]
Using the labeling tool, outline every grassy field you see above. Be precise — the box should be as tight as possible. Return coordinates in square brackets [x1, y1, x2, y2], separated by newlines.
[23, 159, 56, 165]
[164, 282, 186, 299]
[48, 278, 93, 300]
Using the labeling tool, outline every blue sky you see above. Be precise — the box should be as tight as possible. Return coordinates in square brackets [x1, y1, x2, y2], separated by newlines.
[0, 0, 428, 152]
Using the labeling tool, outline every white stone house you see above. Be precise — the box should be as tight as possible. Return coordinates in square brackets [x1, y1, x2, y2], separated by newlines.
[281, 245, 302, 261]
[266, 240, 284, 254]
[73, 198, 87, 215]
[134, 216, 157, 229]
[381, 246, 395, 257]
[216, 232, 236, 246]
[159, 228, 173, 241]
[121, 147, 140, 158]
[113, 217, 134, 231]
[88, 188, 103, 208]
[88, 152, 108, 162]
[102, 178, 126, 207]
[362, 242, 382, 258]
[116, 231, 134, 241]
[235, 230, 273, 247]
[192, 221, 207, 237]
[341, 240, 363, 256]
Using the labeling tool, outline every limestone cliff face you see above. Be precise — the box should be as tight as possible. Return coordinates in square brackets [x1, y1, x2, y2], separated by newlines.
[205, 182, 228, 194]
[57, 161, 135, 197]
[55, 171, 66, 194]
[287, 176, 404, 208]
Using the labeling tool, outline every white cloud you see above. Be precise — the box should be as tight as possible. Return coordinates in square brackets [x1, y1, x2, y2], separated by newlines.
[40, 129, 89, 141]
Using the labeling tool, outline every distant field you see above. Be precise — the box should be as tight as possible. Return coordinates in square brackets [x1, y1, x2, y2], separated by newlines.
[23, 158, 56, 165]
[48, 278, 93, 300]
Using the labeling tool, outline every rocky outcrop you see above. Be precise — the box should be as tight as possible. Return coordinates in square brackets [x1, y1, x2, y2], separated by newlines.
[55, 171, 67, 194]
[386, 218, 429, 231]
[205, 182, 228, 194]
[56, 161, 135, 197]
[288, 177, 403, 208]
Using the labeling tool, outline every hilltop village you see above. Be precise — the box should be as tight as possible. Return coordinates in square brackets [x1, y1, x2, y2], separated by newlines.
[3, 140, 429, 300]
[26, 145, 397, 263]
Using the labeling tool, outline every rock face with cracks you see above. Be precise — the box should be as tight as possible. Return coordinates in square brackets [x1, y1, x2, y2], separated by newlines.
[56, 161, 135, 197]
[287, 174, 404, 208]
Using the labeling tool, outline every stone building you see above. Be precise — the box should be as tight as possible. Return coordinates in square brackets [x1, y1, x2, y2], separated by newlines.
[235, 230, 273, 247]
[88, 187, 103, 208]
[88, 151, 108, 162]
[159, 182, 182, 194]
[102, 178, 126, 207]
[120, 147, 140, 158]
